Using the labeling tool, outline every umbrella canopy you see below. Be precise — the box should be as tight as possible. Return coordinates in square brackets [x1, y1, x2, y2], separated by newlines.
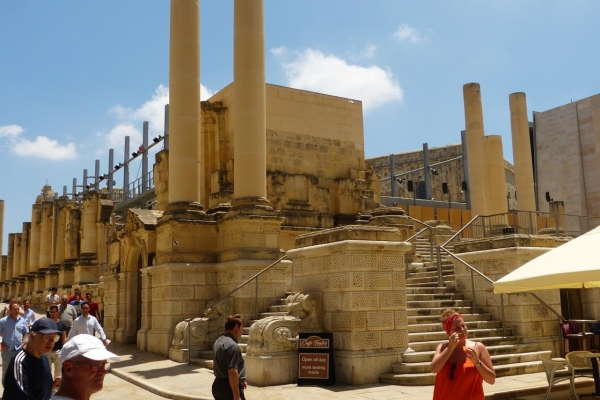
[493, 225, 600, 294]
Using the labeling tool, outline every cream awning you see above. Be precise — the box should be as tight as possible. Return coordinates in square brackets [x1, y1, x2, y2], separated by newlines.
[493, 225, 600, 294]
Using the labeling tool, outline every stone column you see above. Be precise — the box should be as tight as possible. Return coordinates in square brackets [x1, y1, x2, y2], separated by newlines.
[0, 200, 4, 258]
[5, 234, 14, 282]
[168, 0, 202, 207]
[13, 234, 21, 294]
[75, 192, 99, 284]
[59, 205, 80, 288]
[20, 223, 30, 277]
[35, 201, 53, 292]
[509, 92, 536, 212]
[28, 204, 42, 273]
[482, 135, 508, 216]
[463, 83, 487, 216]
[233, 0, 267, 202]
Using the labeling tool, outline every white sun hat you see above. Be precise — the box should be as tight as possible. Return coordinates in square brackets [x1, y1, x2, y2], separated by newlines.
[60, 335, 121, 363]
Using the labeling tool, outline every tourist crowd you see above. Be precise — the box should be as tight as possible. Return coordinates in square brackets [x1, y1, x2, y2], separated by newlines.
[0, 288, 119, 399]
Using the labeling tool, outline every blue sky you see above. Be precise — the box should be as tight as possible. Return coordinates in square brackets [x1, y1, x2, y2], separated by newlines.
[2, 1, 600, 253]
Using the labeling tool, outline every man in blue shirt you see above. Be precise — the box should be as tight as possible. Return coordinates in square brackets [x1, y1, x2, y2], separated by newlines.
[21, 299, 35, 328]
[2, 318, 60, 400]
[0, 303, 29, 385]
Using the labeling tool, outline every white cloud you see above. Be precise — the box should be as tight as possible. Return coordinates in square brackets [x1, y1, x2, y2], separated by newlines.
[271, 46, 288, 56]
[393, 24, 423, 43]
[360, 44, 377, 59]
[278, 49, 402, 111]
[0, 125, 24, 138]
[107, 83, 215, 146]
[11, 136, 77, 160]
[0, 124, 78, 160]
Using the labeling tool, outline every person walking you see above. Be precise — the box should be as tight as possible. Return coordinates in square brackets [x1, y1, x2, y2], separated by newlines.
[1, 297, 24, 318]
[51, 335, 121, 400]
[70, 293, 86, 317]
[21, 299, 36, 328]
[48, 304, 68, 391]
[67, 303, 108, 346]
[46, 287, 60, 317]
[0, 302, 29, 385]
[212, 314, 247, 400]
[2, 318, 61, 400]
[58, 295, 77, 335]
[84, 293, 100, 324]
[430, 309, 495, 400]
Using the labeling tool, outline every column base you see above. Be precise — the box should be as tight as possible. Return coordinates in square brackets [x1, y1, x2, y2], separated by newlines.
[245, 352, 298, 386]
[334, 349, 403, 385]
[73, 264, 99, 285]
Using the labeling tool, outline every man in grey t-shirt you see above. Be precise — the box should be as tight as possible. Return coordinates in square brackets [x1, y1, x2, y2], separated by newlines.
[212, 314, 246, 400]
[58, 295, 77, 334]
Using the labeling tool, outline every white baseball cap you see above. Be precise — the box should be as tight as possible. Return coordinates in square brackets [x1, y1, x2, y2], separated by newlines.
[60, 335, 121, 363]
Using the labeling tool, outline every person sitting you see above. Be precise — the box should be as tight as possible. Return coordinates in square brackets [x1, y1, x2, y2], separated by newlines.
[430, 309, 496, 400]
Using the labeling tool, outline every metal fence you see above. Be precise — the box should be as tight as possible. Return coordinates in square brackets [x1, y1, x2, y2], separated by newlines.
[111, 170, 154, 205]
[452, 211, 600, 243]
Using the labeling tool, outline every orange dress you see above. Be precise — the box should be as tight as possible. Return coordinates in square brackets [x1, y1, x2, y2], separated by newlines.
[432, 358, 484, 400]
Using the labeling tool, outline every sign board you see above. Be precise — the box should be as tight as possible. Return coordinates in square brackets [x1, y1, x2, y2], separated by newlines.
[297, 333, 334, 386]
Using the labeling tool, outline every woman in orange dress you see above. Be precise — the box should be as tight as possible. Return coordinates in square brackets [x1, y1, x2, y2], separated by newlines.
[431, 309, 496, 399]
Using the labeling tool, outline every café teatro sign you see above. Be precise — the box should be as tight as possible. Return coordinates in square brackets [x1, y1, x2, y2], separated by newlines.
[297, 333, 334, 386]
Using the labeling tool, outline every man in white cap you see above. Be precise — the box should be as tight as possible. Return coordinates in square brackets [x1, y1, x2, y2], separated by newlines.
[2, 317, 61, 400]
[51, 335, 120, 400]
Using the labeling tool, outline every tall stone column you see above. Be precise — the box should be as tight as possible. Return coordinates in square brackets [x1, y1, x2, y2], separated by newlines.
[5, 234, 14, 282]
[463, 83, 487, 216]
[28, 204, 42, 273]
[509, 92, 536, 212]
[20, 223, 30, 278]
[75, 192, 99, 285]
[167, 0, 203, 208]
[59, 204, 80, 288]
[13, 234, 21, 293]
[482, 135, 508, 215]
[233, 0, 267, 203]
[36, 200, 54, 291]
[0, 200, 4, 258]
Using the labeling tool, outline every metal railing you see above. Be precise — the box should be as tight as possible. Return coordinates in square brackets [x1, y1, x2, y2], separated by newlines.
[439, 214, 567, 338]
[111, 170, 155, 205]
[452, 210, 600, 243]
[184, 254, 290, 365]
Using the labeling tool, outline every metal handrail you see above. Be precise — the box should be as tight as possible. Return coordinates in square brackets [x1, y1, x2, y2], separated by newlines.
[185, 254, 289, 365]
[440, 214, 566, 338]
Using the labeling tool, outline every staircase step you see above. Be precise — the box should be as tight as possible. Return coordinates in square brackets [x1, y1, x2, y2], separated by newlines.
[402, 343, 543, 363]
[406, 287, 454, 295]
[406, 293, 464, 301]
[407, 306, 473, 317]
[380, 360, 545, 386]
[408, 336, 521, 352]
[258, 311, 288, 318]
[391, 351, 551, 374]
[408, 327, 510, 343]
[408, 320, 500, 333]
[407, 299, 472, 309]
[267, 304, 288, 312]
[407, 313, 492, 325]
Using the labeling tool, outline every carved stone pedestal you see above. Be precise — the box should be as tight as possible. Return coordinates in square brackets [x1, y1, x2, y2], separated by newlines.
[245, 353, 298, 386]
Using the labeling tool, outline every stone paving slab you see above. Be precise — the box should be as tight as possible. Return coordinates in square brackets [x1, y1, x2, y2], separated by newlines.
[106, 342, 595, 400]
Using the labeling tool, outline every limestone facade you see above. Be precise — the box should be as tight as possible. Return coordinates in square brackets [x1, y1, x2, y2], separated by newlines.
[534, 94, 600, 218]
[288, 225, 412, 385]
[452, 235, 569, 356]
[368, 144, 516, 211]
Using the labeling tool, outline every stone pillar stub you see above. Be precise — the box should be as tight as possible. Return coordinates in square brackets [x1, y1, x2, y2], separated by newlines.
[20, 223, 30, 278]
[168, 0, 202, 205]
[509, 92, 536, 212]
[289, 225, 412, 385]
[12, 234, 21, 283]
[0, 199, 4, 257]
[482, 135, 508, 216]
[28, 204, 42, 273]
[233, 0, 267, 200]
[463, 83, 487, 216]
[5, 234, 14, 282]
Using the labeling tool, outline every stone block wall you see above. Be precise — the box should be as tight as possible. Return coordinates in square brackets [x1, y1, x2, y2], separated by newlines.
[368, 144, 517, 210]
[452, 245, 562, 355]
[534, 94, 600, 220]
[288, 226, 412, 384]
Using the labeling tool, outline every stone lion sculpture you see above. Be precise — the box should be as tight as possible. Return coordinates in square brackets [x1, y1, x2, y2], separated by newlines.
[171, 299, 230, 351]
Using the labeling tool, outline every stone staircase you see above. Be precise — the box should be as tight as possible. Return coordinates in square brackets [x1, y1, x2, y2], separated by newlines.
[190, 294, 292, 369]
[380, 236, 550, 385]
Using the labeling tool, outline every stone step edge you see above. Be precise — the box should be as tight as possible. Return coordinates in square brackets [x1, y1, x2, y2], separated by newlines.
[393, 351, 552, 368]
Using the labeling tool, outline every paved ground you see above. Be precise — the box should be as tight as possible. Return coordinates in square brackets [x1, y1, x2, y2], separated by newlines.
[0, 303, 597, 399]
